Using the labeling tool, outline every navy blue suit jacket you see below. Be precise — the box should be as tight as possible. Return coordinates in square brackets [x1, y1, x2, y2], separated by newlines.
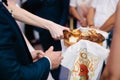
[0, 2, 50, 80]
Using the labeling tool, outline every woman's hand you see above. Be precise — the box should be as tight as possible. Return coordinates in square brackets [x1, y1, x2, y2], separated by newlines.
[48, 21, 70, 40]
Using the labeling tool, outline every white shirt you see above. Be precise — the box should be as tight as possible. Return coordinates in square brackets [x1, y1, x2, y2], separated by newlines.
[91, 0, 119, 27]
[70, 0, 93, 16]
[70, 0, 93, 7]
[70, 0, 94, 27]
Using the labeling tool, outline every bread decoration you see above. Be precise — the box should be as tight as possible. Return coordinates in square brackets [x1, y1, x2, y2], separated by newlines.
[63, 29, 105, 47]
[63, 29, 81, 47]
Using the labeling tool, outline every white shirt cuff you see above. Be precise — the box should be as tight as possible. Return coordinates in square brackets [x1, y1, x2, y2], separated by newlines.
[44, 56, 52, 70]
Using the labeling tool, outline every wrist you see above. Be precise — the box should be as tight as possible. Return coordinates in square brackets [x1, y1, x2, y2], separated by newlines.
[40, 19, 53, 30]
[79, 19, 84, 23]
[89, 24, 94, 27]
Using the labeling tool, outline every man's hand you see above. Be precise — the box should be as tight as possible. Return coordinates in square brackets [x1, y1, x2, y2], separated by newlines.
[44, 46, 63, 70]
[31, 50, 44, 62]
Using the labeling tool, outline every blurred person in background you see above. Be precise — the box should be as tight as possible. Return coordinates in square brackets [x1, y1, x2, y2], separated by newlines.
[69, 0, 94, 28]
[22, 0, 70, 80]
[87, 0, 119, 32]
[0, 0, 69, 79]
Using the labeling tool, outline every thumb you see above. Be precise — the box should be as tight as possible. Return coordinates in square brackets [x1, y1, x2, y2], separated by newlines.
[47, 46, 54, 52]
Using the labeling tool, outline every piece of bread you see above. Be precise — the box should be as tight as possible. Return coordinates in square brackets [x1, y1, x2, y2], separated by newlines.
[63, 29, 81, 47]
[63, 29, 105, 47]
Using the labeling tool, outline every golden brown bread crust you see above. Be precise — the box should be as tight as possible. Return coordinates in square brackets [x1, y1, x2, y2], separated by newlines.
[63, 29, 105, 47]
[64, 39, 75, 47]
[71, 29, 81, 37]
[63, 29, 81, 47]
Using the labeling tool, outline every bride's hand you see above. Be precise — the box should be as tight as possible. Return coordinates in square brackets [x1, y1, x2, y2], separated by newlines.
[48, 22, 69, 40]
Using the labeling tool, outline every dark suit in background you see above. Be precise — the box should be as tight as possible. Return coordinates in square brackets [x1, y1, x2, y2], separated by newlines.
[0, 2, 50, 80]
[22, 0, 69, 51]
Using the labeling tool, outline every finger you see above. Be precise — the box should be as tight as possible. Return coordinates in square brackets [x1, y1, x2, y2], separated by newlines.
[60, 35, 64, 39]
[35, 50, 44, 56]
[38, 54, 44, 58]
[54, 35, 62, 40]
[58, 52, 63, 59]
[57, 35, 63, 40]
[59, 56, 63, 63]
[47, 46, 54, 52]
[38, 50, 44, 54]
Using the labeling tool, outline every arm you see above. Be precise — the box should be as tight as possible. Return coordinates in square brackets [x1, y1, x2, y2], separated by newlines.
[0, 50, 50, 80]
[70, 6, 87, 27]
[108, 2, 120, 79]
[0, 25, 50, 80]
[0, 2, 63, 79]
[101, 1, 120, 80]
[6, 0, 69, 40]
[23, 33, 44, 61]
[87, 7, 95, 27]
[0, 26, 62, 80]
[99, 13, 115, 32]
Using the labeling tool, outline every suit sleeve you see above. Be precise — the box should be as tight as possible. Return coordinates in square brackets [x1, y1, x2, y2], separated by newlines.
[0, 25, 50, 80]
[59, 0, 69, 26]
